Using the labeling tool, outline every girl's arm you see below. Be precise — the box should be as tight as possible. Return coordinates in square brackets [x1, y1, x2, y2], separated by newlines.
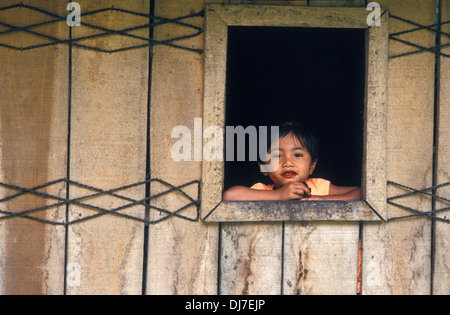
[304, 184, 361, 201]
[223, 182, 311, 201]
[223, 186, 279, 201]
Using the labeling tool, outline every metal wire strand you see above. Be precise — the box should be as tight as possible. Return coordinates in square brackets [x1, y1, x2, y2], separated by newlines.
[0, 179, 201, 226]
[0, 3, 204, 54]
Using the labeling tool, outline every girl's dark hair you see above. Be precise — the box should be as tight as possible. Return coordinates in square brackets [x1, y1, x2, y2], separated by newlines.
[259, 122, 319, 164]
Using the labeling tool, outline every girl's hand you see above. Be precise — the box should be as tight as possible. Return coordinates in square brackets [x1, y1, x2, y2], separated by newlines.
[275, 182, 311, 200]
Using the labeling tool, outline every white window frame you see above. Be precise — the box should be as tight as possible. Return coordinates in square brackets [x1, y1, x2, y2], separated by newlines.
[201, 4, 389, 222]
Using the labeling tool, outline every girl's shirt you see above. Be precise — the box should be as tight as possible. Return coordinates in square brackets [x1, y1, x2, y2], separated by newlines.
[250, 178, 331, 196]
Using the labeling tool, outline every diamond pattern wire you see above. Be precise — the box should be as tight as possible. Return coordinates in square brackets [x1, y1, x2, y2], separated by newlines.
[387, 181, 450, 223]
[0, 3, 204, 54]
[0, 179, 200, 226]
[389, 14, 450, 59]
[1, 179, 449, 225]
[0, 3, 449, 225]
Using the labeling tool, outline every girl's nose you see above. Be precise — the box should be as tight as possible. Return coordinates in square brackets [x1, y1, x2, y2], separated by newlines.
[282, 157, 294, 167]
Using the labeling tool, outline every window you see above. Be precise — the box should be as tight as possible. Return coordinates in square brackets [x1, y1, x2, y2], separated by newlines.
[201, 5, 388, 222]
[224, 26, 365, 191]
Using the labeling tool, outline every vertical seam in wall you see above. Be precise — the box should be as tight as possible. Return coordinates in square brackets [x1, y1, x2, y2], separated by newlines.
[63, 1, 73, 294]
[357, 222, 363, 295]
[217, 223, 223, 295]
[430, 0, 442, 296]
[280, 221, 285, 295]
[142, 0, 156, 296]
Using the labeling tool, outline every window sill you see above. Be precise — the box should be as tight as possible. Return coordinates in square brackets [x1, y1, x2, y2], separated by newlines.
[203, 200, 382, 223]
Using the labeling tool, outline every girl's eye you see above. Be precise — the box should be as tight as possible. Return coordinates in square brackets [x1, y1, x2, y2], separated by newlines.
[294, 153, 303, 158]
[273, 154, 282, 158]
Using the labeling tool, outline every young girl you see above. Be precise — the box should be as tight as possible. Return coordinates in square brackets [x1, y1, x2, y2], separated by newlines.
[223, 122, 361, 201]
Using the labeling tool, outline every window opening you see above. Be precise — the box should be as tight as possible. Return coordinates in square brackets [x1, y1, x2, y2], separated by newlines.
[224, 26, 365, 191]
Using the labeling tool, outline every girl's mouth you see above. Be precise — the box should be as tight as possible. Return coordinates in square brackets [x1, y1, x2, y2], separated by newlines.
[281, 171, 297, 178]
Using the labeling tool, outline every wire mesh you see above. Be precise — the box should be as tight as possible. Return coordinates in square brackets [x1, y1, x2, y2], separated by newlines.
[0, 2, 204, 54]
[0, 3, 448, 225]
[0, 178, 200, 225]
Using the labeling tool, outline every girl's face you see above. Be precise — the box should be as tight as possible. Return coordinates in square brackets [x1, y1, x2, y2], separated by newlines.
[264, 132, 317, 189]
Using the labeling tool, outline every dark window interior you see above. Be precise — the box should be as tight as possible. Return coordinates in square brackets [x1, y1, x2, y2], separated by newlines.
[224, 26, 366, 191]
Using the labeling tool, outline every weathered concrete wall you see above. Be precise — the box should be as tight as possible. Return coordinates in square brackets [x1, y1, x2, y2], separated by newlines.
[0, 0, 448, 295]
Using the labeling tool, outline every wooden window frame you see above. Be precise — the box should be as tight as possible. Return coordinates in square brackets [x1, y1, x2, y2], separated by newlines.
[201, 4, 389, 222]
